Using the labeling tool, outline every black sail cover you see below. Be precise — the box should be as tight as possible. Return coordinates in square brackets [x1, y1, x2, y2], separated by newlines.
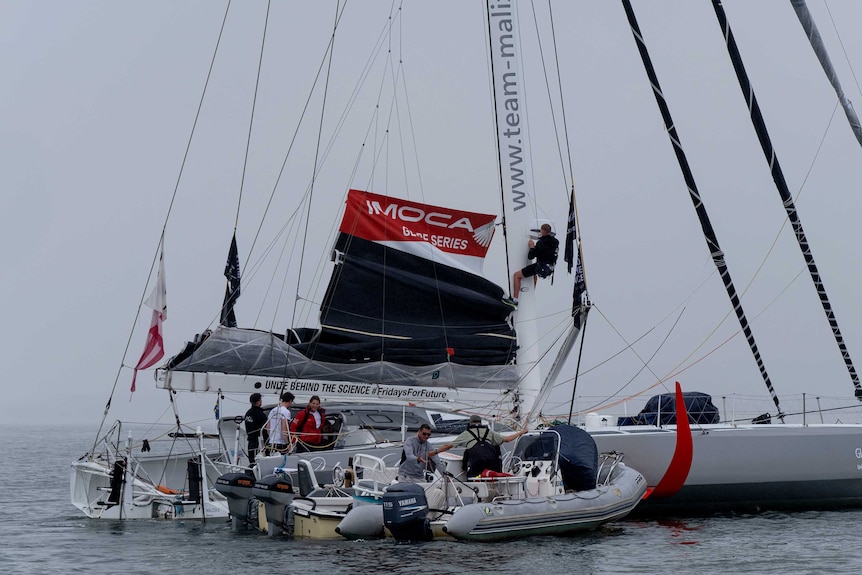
[301, 190, 516, 366]
[167, 190, 517, 390]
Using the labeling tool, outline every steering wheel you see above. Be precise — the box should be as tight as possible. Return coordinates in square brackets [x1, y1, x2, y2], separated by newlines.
[332, 465, 345, 488]
[509, 456, 524, 475]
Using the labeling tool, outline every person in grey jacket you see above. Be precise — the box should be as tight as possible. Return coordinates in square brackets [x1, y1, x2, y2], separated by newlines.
[397, 424, 444, 483]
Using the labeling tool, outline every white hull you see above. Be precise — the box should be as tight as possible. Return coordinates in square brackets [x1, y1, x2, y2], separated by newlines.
[442, 464, 646, 541]
[271, 418, 862, 516]
[338, 432, 644, 542]
[70, 407, 445, 522]
[70, 459, 229, 520]
[337, 461, 645, 542]
[590, 423, 862, 515]
[70, 424, 232, 521]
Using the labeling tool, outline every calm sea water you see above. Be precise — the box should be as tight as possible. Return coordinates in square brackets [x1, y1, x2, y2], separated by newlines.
[3, 423, 862, 575]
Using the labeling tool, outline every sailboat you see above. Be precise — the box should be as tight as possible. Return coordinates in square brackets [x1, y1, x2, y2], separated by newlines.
[147, 0, 592, 461]
[69, 0, 592, 522]
[71, 0, 862, 522]
[584, 0, 862, 515]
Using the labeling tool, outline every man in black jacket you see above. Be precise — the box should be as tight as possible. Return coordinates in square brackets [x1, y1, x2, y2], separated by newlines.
[244, 393, 268, 465]
[505, 223, 558, 307]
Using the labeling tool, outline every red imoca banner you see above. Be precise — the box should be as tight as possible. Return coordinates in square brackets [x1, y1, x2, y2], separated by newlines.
[340, 189, 497, 275]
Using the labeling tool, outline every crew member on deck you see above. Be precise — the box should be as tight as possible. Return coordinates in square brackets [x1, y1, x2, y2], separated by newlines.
[398, 424, 445, 483]
[244, 392, 268, 465]
[290, 395, 326, 452]
[265, 392, 294, 454]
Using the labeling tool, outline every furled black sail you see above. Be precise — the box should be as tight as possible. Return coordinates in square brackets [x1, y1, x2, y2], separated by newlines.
[299, 189, 516, 366]
[162, 190, 518, 397]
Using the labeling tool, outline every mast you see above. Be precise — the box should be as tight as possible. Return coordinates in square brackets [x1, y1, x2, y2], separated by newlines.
[621, 0, 785, 420]
[711, 0, 862, 399]
[789, 0, 862, 147]
[486, 0, 542, 420]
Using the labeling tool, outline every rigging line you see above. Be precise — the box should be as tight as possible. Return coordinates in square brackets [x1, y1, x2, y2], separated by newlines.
[586, 305, 687, 414]
[529, 1, 570, 195]
[323, 5, 399, 179]
[393, 74, 411, 199]
[290, 4, 394, 200]
[622, 0, 785, 420]
[360, 11, 413, 194]
[514, 2, 539, 225]
[276, 9, 398, 330]
[635, 273, 810, 412]
[577, 251, 708, 379]
[566, 311, 589, 424]
[547, 1, 575, 192]
[485, 0, 513, 288]
[261, 210, 304, 330]
[382, 20, 393, 200]
[191, 204, 306, 331]
[649, 105, 837, 385]
[310, 4, 401, 197]
[363, 66, 407, 192]
[306, 5, 401, 362]
[737, 103, 838, 303]
[578, 308, 657, 376]
[568, 380, 666, 420]
[299, 12, 407, 329]
[95, 0, 234, 444]
[711, 0, 862, 399]
[545, 0, 590, 297]
[823, 0, 862, 103]
[292, 0, 342, 330]
[395, 21, 426, 200]
[246, 1, 348, 288]
[235, 0, 271, 232]
[790, 0, 862, 146]
[509, 312, 574, 393]
[390, 13, 427, 205]
[387, 5, 456, 356]
[794, 101, 839, 202]
[603, 267, 807, 416]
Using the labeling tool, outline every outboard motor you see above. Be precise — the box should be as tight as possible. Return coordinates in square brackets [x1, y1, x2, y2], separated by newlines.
[383, 483, 432, 542]
[215, 471, 256, 532]
[251, 473, 295, 536]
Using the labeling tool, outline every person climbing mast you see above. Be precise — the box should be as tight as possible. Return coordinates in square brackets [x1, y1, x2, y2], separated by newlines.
[504, 222, 559, 308]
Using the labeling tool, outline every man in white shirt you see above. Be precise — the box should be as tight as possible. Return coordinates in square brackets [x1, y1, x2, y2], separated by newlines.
[265, 392, 295, 454]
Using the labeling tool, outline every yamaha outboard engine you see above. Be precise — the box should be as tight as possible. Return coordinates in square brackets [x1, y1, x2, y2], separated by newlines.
[383, 483, 432, 542]
[215, 471, 256, 532]
[251, 473, 295, 536]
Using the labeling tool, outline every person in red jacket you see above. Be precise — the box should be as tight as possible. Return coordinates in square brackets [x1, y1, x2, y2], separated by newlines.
[290, 395, 326, 452]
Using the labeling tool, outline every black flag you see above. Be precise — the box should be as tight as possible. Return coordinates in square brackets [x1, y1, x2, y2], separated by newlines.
[220, 233, 240, 327]
[563, 194, 576, 274]
[572, 247, 586, 324]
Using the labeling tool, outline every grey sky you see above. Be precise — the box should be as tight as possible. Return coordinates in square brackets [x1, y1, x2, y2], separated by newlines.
[3, 1, 862, 428]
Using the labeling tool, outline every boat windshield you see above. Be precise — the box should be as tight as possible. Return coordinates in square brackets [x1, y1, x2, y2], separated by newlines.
[512, 431, 560, 462]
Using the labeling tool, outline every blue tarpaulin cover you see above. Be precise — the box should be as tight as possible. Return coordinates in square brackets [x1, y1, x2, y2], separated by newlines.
[616, 391, 720, 426]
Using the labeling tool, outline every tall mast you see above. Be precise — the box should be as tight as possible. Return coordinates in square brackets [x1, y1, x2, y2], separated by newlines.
[620, 0, 785, 420]
[790, 0, 862, 147]
[486, 0, 542, 420]
[711, 0, 862, 399]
